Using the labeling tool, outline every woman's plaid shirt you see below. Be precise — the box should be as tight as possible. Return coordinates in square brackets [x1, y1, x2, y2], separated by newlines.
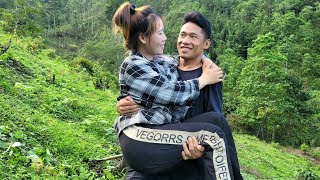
[114, 52, 200, 135]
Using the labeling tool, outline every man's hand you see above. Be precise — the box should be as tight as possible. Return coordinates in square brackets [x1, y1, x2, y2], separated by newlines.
[116, 96, 140, 115]
[181, 136, 205, 160]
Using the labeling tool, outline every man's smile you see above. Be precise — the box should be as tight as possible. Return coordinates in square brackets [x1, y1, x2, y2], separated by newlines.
[180, 46, 192, 52]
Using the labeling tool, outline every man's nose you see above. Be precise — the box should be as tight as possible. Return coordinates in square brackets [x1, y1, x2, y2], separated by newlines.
[181, 36, 190, 44]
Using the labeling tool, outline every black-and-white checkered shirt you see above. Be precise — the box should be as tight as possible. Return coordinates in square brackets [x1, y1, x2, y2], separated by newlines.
[114, 52, 200, 135]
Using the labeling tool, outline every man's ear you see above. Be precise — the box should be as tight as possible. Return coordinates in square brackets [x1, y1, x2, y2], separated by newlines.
[139, 33, 147, 45]
[203, 39, 211, 50]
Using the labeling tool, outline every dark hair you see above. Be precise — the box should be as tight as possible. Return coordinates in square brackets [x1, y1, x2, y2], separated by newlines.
[112, 2, 162, 50]
[182, 12, 211, 40]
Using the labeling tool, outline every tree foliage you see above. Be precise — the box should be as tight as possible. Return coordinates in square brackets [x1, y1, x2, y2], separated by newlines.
[236, 33, 288, 142]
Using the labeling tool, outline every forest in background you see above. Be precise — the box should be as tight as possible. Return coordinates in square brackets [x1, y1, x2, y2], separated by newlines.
[0, 0, 320, 178]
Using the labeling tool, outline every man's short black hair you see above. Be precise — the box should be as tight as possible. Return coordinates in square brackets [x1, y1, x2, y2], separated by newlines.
[182, 12, 211, 40]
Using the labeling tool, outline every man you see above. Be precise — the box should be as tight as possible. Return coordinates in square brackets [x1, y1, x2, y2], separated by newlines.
[117, 12, 242, 180]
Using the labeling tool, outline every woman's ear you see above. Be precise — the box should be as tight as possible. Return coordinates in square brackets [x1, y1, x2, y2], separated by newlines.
[139, 33, 147, 45]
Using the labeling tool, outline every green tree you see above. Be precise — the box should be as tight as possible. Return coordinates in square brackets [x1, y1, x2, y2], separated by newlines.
[81, 31, 125, 73]
[218, 48, 245, 115]
[236, 33, 289, 142]
[0, 0, 43, 36]
[284, 72, 317, 146]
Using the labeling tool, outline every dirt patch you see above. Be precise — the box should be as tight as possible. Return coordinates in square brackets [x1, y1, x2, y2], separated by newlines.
[242, 166, 261, 178]
[282, 147, 320, 165]
[0, 58, 34, 78]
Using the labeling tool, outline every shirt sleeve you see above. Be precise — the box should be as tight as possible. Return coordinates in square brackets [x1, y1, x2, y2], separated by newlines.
[207, 82, 223, 113]
[122, 56, 200, 107]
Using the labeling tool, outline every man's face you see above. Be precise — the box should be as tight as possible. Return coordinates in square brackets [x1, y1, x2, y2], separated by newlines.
[177, 22, 210, 61]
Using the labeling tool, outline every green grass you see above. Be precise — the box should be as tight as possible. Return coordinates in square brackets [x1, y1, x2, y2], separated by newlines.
[0, 30, 319, 179]
[235, 134, 320, 179]
[0, 31, 122, 179]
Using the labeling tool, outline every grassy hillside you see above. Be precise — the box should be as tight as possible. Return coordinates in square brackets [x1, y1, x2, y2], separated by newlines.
[0, 31, 319, 179]
[0, 31, 122, 179]
[236, 135, 319, 179]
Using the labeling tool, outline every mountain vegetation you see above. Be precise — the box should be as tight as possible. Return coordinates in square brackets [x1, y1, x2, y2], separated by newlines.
[0, 0, 319, 179]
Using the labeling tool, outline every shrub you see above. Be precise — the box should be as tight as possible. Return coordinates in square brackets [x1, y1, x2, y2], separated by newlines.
[41, 49, 56, 58]
[70, 57, 95, 75]
[301, 143, 309, 154]
[295, 169, 320, 180]
[311, 147, 320, 160]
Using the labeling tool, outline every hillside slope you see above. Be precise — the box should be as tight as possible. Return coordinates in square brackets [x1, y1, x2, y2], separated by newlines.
[0, 31, 319, 179]
[0, 31, 122, 179]
[235, 134, 319, 179]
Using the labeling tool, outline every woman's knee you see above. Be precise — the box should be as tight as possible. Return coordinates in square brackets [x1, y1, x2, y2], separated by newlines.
[197, 123, 225, 137]
[202, 112, 228, 127]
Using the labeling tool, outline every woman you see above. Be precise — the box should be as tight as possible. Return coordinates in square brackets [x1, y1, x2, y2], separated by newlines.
[112, 2, 234, 179]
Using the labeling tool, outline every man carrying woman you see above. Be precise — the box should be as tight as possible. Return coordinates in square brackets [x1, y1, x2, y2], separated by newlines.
[112, 2, 241, 179]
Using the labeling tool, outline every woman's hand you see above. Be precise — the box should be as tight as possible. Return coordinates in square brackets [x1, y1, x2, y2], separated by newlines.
[197, 55, 224, 89]
[202, 55, 218, 69]
[198, 63, 224, 89]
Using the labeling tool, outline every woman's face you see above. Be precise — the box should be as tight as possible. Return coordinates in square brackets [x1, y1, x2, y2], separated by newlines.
[143, 19, 167, 59]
